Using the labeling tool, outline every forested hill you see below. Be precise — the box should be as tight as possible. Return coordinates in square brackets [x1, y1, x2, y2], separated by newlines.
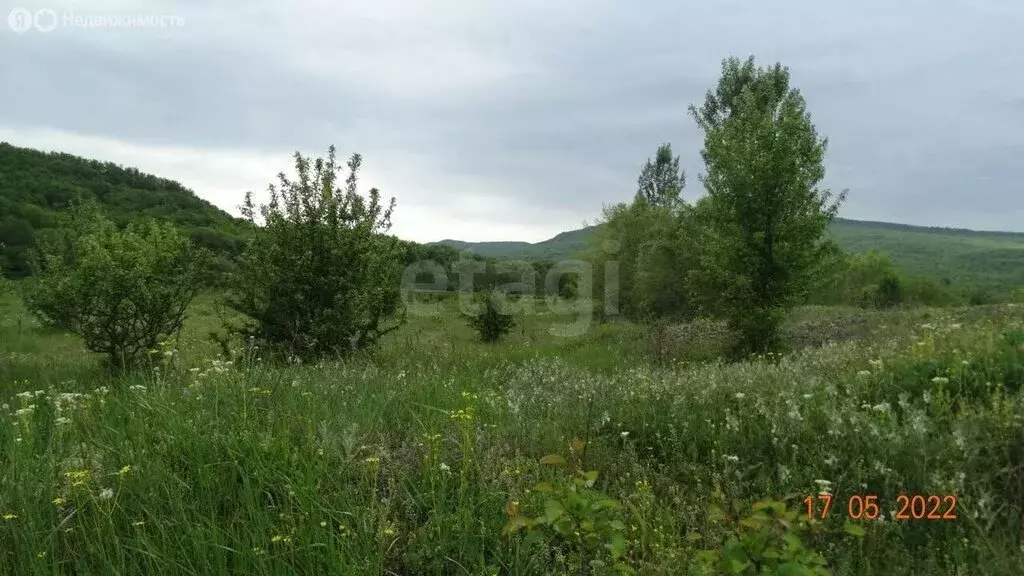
[0, 142, 251, 277]
[436, 219, 1024, 291]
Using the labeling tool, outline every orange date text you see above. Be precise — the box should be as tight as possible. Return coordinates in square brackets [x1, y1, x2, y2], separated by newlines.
[803, 494, 957, 520]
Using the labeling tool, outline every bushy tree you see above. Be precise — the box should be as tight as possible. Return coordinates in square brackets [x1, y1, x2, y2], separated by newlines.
[588, 143, 698, 322]
[465, 292, 515, 343]
[690, 56, 845, 355]
[224, 146, 404, 362]
[25, 201, 203, 368]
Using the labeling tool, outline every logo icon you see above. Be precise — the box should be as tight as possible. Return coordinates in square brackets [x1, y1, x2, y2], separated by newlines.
[34, 8, 57, 32]
[7, 7, 33, 32]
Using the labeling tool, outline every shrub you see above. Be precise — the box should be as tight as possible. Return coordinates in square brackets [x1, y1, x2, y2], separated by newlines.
[223, 146, 405, 362]
[466, 292, 515, 343]
[24, 202, 203, 368]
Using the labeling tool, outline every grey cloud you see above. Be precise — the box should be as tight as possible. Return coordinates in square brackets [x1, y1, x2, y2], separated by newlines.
[1, 0, 1023, 235]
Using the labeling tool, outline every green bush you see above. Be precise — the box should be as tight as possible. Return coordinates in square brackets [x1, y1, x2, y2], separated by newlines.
[223, 146, 405, 362]
[24, 202, 203, 368]
[465, 292, 515, 343]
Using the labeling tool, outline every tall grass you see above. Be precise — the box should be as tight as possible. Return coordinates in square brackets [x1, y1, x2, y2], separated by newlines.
[2, 292, 1024, 574]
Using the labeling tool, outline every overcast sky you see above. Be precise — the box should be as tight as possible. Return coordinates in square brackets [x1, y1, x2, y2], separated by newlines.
[2, 0, 1022, 242]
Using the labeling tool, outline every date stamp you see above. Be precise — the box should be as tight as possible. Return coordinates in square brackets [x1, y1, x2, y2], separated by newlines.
[804, 493, 957, 520]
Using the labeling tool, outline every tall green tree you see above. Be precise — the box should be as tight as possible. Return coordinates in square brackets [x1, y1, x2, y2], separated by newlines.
[588, 143, 696, 321]
[690, 56, 845, 355]
[224, 147, 404, 362]
[636, 143, 686, 210]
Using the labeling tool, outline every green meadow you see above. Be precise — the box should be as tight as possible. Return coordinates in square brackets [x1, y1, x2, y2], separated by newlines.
[3, 287, 1024, 574]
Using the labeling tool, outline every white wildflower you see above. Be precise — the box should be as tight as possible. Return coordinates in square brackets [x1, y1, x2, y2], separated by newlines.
[99, 488, 114, 501]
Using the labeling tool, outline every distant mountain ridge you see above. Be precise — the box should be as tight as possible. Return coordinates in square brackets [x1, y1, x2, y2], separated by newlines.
[434, 219, 1024, 291]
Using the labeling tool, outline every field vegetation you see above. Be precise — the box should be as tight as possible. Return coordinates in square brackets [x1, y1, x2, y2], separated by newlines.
[2, 54, 1024, 575]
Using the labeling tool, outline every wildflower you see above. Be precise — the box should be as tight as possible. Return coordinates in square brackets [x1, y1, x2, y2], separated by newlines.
[814, 479, 833, 494]
[383, 528, 396, 536]
[119, 465, 132, 476]
[734, 392, 745, 400]
[132, 521, 145, 526]
[99, 488, 114, 500]
[364, 456, 380, 465]
[52, 498, 65, 506]
[15, 406, 35, 417]
[2, 513, 16, 521]
[271, 535, 284, 543]
[439, 462, 451, 473]
[857, 370, 871, 378]
[931, 377, 949, 385]
[320, 521, 328, 527]
[55, 416, 71, 426]
[620, 431, 630, 439]
[724, 455, 739, 463]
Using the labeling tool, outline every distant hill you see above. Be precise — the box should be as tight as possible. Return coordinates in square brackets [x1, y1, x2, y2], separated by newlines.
[436, 227, 597, 261]
[0, 142, 251, 277]
[435, 219, 1024, 291]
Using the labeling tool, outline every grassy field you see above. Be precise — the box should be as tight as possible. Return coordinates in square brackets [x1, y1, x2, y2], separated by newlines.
[2, 287, 1024, 574]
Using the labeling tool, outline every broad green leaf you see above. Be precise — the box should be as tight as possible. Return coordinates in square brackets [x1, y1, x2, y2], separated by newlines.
[539, 454, 566, 466]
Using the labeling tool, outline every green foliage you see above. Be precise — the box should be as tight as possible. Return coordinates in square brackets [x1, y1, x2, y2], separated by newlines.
[23, 201, 203, 368]
[223, 146, 405, 362]
[504, 447, 632, 575]
[3, 290, 1024, 573]
[690, 56, 845, 355]
[0, 142, 250, 279]
[697, 497, 830, 575]
[587, 143, 696, 322]
[637, 143, 685, 210]
[465, 291, 515, 342]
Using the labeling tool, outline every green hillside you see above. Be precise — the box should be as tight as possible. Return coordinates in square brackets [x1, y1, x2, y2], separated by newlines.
[0, 142, 252, 277]
[436, 219, 1024, 291]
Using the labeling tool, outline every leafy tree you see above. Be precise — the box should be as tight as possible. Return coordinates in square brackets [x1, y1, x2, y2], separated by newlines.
[637, 143, 686, 210]
[24, 201, 203, 369]
[223, 146, 405, 362]
[466, 292, 515, 343]
[588, 143, 696, 321]
[690, 56, 845, 355]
